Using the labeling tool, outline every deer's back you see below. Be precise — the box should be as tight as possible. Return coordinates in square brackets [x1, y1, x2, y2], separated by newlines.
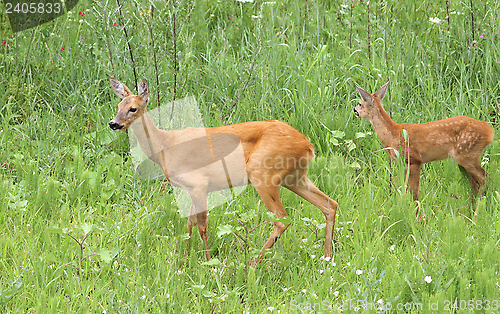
[400, 116, 493, 163]
[207, 120, 315, 162]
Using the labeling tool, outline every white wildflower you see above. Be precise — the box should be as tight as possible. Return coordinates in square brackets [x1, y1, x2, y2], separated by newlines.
[429, 17, 442, 24]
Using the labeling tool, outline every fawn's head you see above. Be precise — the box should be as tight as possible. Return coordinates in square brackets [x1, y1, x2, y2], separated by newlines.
[354, 81, 390, 121]
[108, 76, 150, 131]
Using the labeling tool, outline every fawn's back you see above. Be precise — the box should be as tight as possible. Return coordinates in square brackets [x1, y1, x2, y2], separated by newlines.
[400, 116, 494, 163]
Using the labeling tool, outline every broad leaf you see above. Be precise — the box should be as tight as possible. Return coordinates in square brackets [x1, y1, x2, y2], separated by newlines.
[217, 225, 234, 238]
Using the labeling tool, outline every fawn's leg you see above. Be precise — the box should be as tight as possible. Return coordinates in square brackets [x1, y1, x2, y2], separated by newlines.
[408, 162, 422, 218]
[284, 177, 337, 257]
[408, 162, 422, 201]
[457, 158, 486, 219]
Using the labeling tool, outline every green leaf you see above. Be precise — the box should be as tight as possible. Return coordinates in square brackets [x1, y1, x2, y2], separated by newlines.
[97, 247, 118, 263]
[191, 284, 205, 291]
[331, 130, 345, 138]
[330, 137, 340, 145]
[316, 223, 326, 230]
[80, 223, 94, 235]
[272, 251, 291, 267]
[393, 149, 400, 159]
[8, 200, 28, 211]
[46, 226, 64, 233]
[110, 247, 119, 258]
[266, 213, 292, 225]
[346, 140, 356, 152]
[355, 131, 372, 139]
[97, 248, 112, 263]
[217, 224, 234, 238]
[202, 290, 215, 298]
[85, 130, 117, 145]
[444, 278, 454, 290]
[350, 162, 361, 169]
[240, 210, 258, 221]
[210, 297, 225, 304]
[202, 258, 221, 267]
[0, 281, 23, 303]
[401, 129, 408, 141]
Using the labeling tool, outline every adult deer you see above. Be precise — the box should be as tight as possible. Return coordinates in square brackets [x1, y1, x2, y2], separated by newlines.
[354, 81, 494, 218]
[108, 76, 338, 261]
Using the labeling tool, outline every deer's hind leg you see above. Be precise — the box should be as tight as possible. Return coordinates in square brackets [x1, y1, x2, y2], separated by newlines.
[455, 155, 486, 219]
[248, 171, 290, 260]
[283, 175, 337, 257]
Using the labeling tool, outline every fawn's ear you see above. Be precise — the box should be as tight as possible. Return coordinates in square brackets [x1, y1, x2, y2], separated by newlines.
[138, 79, 149, 104]
[109, 76, 133, 99]
[374, 80, 390, 101]
[355, 84, 373, 104]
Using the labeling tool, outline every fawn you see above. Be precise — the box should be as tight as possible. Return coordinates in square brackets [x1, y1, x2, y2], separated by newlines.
[354, 81, 494, 218]
[108, 76, 338, 261]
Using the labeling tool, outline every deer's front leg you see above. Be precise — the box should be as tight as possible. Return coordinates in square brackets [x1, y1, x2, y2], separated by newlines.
[188, 186, 210, 261]
[408, 162, 422, 201]
[408, 162, 422, 218]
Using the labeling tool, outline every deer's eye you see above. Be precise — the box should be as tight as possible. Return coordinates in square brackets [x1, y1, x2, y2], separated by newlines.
[129, 107, 137, 113]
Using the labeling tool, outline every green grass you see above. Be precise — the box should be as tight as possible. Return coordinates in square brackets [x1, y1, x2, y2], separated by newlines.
[1, 0, 500, 312]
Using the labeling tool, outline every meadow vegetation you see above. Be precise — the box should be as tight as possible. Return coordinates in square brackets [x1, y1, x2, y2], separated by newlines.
[1, 0, 500, 312]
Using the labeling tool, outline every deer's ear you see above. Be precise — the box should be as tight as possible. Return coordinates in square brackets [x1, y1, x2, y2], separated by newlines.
[355, 84, 373, 104]
[109, 76, 133, 99]
[374, 80, 390, 101]
[138, 79, 149, 104]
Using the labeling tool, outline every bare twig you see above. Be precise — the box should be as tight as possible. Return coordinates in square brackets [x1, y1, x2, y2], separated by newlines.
[145, 4, 162, 126]
[469, 0, 475, 42]
[168, 0, 178, 121]
[172, 2, 178, 101]
[367, 0, 371, 61]
[249, 221, 270, 234]
[349, 0, 353, 48]
[101, 4, 115, 73]
[446, 0, 450, 27]
[227, 3, 263, 122]
[116, 0, 138, 91]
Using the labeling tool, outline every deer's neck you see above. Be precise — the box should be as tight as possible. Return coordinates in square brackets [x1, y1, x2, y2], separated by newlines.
[368, 105, 400, 148]
[129, 110, 169, 167]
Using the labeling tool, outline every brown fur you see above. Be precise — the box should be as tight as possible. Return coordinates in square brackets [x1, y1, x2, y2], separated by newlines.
[108, 76, 338, 261]
[354, 81, 493, 218]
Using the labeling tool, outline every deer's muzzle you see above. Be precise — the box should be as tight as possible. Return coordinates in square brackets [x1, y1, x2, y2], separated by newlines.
[353, 107, 360, 117]
[109, 121, 124, 131]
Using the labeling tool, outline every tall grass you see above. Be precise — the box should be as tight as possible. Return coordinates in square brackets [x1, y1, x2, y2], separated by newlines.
[1, 0, 500, 312]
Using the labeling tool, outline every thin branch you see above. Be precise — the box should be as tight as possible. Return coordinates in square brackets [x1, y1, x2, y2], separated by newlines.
[102, 4, 115, 73]
[227, 12, 262, 122]
[248, 221, 270, 234]
[367, 0, 371, 61]
[349, 0, 353, 49]
[469, 0, 475, 42]
[445, 0, 450, 27]
[169, 0, 178, 121]
[116, 0, 138, 91]
[146, 4, 161, 126]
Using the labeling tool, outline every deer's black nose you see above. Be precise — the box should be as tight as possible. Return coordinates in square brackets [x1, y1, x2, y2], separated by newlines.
[109, 121, 123, 130]
[353, 107, 360, 117]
